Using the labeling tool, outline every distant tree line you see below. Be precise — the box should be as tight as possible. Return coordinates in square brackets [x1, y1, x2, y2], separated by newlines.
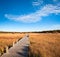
[32, 30, 60, 33]
[0, 30, 60, 33]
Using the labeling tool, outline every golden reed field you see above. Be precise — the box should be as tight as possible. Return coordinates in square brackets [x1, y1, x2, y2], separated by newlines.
[29, 33, 60, 57]
[0, 32, 60, 57]
[0, 33, 25, 55]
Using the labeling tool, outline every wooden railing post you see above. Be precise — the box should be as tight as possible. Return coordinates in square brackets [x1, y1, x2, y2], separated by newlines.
[16, 39, 18, 43]
[13, 42, 15, 47]
[6, 46, 9, 53]
[0, 53, 1, 56]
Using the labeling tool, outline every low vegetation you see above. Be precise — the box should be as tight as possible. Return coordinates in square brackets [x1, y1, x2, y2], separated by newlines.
[29, 33, 60, 57]
[0, 33, 25, 55]
[0, 30, 60, 57]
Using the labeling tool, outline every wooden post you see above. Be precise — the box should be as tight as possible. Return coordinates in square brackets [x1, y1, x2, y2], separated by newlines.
[6, 46, 9, 53]
[13, 42, 15, 47]
[0, 53, 1, 56]
[16, 39, 18, 43]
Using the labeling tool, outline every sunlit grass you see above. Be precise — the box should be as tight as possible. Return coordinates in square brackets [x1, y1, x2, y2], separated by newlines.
[0, 33, 25, 55]
[29, 33, 60, 57]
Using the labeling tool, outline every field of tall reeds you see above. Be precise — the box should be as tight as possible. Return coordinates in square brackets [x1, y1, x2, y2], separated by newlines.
[0, 33, 25, 55]
[0, 32, 60, 57]
[29, 33, 60, 57]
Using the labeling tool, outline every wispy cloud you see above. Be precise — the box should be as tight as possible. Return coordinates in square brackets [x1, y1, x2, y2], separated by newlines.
[32, 0, 43, 6]
[5, 4, 60, 23]
[49, 24, 60, 30]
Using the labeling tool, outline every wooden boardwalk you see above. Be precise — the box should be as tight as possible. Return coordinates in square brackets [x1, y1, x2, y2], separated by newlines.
[1, 35, 29, 57]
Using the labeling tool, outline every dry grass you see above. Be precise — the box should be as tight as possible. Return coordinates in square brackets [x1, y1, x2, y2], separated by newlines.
[0, 32, 60, 57]
[0, 33, 25, 55]
[29, 33, 60, 57]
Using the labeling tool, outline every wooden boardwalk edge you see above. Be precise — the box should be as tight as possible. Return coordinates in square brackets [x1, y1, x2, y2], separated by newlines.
[1, 35, 29, 57]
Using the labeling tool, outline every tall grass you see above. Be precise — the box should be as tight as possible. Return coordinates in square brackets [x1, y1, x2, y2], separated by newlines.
[29, 33, 60, 57]
[0, 33, 25, 56]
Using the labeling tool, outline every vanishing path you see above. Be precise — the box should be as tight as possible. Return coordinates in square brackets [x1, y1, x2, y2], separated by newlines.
[1, 35, 29, 57]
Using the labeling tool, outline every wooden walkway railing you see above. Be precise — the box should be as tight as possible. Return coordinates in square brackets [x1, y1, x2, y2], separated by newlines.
[1, 35, 29, 57]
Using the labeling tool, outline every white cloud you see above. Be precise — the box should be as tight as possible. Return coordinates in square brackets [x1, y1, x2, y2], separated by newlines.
[32, 0, 43, 6]
[49, 24, 60, 30]
[5, 4, 60, 23]
[5, 13, 41, 23]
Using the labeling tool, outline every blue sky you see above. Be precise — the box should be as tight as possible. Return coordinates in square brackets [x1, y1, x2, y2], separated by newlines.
[0, 0, 60, 32]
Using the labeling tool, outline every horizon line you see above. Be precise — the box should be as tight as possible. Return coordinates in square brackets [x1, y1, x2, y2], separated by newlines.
[0, 29, 60, 33]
